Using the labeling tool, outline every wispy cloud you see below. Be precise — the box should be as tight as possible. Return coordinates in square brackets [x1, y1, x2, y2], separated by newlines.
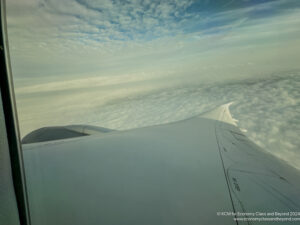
[7, 0, 300, 79]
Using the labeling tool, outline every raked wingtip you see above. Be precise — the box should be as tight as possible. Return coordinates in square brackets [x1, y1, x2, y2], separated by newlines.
[199, 102, 238, 126]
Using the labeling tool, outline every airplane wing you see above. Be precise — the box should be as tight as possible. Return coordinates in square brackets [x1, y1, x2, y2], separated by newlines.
[21, 104, 300, 225]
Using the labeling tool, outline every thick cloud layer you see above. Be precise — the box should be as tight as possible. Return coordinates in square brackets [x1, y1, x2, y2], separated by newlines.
[15, 70, 300, 169]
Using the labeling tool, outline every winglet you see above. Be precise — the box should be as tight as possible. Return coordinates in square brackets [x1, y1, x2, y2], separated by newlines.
[199, 102, 238, 126]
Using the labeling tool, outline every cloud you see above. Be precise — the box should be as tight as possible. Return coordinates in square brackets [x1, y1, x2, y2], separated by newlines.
[6, 0, 300, 79]
[5, 0, 300, 170]
[16, 70, 300, 170]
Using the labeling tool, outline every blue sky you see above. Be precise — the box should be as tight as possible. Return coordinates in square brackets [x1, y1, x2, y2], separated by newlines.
[7, 0, 300, 80]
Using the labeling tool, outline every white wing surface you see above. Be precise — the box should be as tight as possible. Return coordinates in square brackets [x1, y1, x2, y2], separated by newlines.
[22, 105, 300, 225]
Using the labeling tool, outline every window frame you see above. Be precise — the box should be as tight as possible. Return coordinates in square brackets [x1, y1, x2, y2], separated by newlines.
[0, 0, 31, 224]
